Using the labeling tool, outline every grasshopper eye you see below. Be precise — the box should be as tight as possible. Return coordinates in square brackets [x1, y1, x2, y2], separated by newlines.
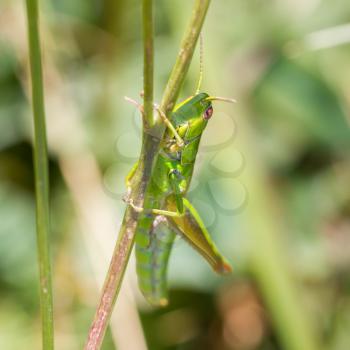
[203, 106, 213, 120]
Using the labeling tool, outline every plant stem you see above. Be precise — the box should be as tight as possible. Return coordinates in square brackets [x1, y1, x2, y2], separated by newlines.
[160, 0, 210, 114]
[142, 0, 154, 127]
[84, 1, 211, 349]
[25, 0, 54, 349]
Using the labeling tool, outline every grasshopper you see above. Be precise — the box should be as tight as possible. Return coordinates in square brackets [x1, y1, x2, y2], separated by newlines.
[124, 90, 235, 306]
[124, 36, 235, 305]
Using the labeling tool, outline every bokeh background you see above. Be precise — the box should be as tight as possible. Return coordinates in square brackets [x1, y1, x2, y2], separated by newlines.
[1, 0, 350, 349]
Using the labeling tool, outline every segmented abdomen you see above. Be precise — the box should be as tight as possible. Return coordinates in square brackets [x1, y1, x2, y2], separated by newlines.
[135, 215, 176, 306]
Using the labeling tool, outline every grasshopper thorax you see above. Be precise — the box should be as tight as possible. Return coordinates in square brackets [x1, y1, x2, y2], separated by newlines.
[173, 92, 213, 140]
[173, 92, 213, 123]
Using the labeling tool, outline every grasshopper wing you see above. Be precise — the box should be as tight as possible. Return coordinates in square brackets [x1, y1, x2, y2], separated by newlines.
[167, 197, 232, 274]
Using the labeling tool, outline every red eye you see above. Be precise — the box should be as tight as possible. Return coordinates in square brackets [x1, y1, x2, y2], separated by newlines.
[203, 106, 213, 120]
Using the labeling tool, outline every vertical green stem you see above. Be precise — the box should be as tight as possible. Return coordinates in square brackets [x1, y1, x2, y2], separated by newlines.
[160, 0, 210, 114]
[84, 1, 155, 348]
[25, 0, 54, 349]
[143, 0, 154, 127]
[84, 1, 211, 349]
[243, 137, 320, 350]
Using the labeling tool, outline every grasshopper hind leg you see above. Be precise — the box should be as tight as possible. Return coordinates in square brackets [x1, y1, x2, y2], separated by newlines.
[168, 198, 232, 274]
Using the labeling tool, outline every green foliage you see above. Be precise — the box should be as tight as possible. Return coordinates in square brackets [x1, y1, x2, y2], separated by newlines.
[0, 0, 349, 349]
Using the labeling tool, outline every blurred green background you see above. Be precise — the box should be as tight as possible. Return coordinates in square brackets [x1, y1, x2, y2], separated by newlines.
[0, 0, 350, 349]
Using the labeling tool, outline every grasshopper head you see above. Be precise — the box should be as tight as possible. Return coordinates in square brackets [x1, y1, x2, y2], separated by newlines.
[173, 93, 212, 138]
[173, 93, 235, 139]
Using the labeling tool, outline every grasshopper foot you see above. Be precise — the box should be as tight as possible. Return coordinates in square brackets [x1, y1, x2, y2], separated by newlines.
[124, 197, 144, 213]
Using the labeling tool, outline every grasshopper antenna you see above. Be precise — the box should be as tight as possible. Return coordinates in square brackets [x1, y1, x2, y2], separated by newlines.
[195, 33, 204, 94]
[205, 96, 236, 103]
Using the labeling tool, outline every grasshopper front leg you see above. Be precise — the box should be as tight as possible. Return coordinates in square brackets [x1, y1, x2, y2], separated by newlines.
[126, 198, 184, 218]
[125, 166, 187, 218]
[154, 105, 184, 148]
[125, 161, 138, 189]
[168, 168, 187, 214]
[124, 96, 185, 148]
[122, 161, 139, 203]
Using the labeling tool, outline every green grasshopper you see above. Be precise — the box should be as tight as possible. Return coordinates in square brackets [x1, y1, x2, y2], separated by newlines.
[124, 89, 235, 306]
